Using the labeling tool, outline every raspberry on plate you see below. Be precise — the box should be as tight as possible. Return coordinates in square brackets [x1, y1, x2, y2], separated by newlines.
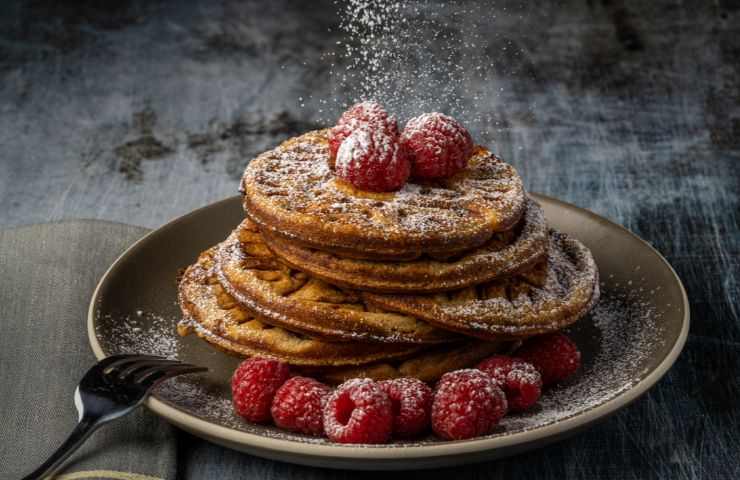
[516, 333, 582, 386]
[476, 355, 542, 412]
[378, 377, 433, 438]
[401, 112, 473, 179]
[271, 376, 332, 436]
[231, 357, 290, 423]
[431, 369, 508, 441]
[323, 378, 393, 444]
[329, 101, 399, 167]
[335, 126, 411, 192]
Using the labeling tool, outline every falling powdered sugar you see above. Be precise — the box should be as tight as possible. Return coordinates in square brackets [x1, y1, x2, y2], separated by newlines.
[314, 0, 529, 139]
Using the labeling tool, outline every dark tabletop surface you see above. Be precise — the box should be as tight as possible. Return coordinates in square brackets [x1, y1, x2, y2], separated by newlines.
[1, 0, 738, 478]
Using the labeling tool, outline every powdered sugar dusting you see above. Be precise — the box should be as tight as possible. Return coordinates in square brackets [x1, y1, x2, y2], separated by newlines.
[365, 230, 599, 339]
[94, 282, 667, 445]
[324, 378, 394, 443]
[499, 288, 662, 433]
[244, 130, 525, 252]
[403, 112, 468, 145]
[268, 198, 547, 294]
[336, 126, 371, 175]
[97, 310, 179, 359]
[335, 123, 408, 191]
[508, 364, 542, 388]
[380, 377, 430, 403]
[305, 0, 531, 143]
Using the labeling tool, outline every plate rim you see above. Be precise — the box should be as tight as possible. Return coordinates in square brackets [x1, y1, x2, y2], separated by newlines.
[87, 193, 690, 461]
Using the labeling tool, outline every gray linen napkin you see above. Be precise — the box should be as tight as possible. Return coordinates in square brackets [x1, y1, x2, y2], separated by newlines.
[0, 220, 175, 480]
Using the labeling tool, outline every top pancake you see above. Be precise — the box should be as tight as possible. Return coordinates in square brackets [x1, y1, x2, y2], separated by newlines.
[241, 129, 526, 260]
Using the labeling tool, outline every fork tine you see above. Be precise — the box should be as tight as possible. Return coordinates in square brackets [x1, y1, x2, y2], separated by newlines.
[90, 354, 158, 375]
[116, 359, 185, 380]
[135, 361, 202, 379]
[137, 364, 208, 386]
[95, 354, 143, 369]
[102, 354, 167, 373]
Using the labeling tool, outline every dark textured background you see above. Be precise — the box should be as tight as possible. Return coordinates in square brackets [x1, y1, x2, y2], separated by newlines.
[1, 0, 738, 478]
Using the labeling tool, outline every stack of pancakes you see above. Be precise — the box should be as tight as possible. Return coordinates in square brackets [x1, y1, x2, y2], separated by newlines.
[178, 130, 600, 383]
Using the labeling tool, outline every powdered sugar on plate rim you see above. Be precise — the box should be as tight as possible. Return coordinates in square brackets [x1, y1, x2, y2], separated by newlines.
[94, 283, 670, 447]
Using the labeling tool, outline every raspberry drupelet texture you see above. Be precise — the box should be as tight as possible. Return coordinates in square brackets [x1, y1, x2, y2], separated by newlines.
[231, 357, 290, 423]
[335, 125, 411, 192]
[431, 369, 508, 440]
[516, 333, 582, 386]
[271, 376, 332, 436]
[378, 377, 433, 438]
[323, 378, 393, 444]
[329, 101, 399, 167]
[476, 355, 542, 412]
[401, 112, 473, 179]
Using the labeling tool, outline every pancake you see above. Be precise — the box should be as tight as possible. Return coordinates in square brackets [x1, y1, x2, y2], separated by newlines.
[363, 231, 600, 340]
[177, 248, 423, 366]
[264, 198, 548, 293]
[241, 129, 525, 261]
[214, 220, 460, 344]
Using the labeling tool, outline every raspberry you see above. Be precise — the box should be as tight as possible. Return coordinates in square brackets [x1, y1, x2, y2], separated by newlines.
[431, 369, 508, 440]
[231, 357, 290, 423]
[323, 378, 393, 444]
[401, 112, 473, 179]
[378, 377, 433, 438]
[476, 355, 542, 412]
[516, 333, 582, 386]
[335, 126, 410, 192]
[329, 101, 399, 167]
[271, 376, 332, 436]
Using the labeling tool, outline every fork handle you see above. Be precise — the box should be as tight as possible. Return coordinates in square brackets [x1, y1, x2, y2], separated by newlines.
[21, 414, 101, 480]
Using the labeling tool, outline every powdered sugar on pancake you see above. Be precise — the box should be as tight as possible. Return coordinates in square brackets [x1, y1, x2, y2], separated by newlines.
[243, 130, 525, 254]
[363, 231, 599, 338]
[264, 199, 548, 293]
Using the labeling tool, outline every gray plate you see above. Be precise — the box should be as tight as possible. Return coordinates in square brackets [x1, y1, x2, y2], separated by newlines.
[87, 193, 689, 470]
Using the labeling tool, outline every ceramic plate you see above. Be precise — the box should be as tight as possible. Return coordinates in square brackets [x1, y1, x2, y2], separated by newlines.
[88, 193, 689, 470]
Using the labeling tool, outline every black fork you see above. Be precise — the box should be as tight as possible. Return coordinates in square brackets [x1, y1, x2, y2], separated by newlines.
[21, 354, 207, 480]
